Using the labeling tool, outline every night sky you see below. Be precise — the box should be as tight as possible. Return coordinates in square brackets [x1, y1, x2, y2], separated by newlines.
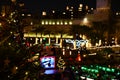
[21, 0, 119, 12]
[23, 0, 96, 12]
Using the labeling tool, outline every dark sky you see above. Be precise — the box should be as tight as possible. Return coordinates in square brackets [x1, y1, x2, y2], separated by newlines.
[23, 0, 96, 12]
[22, 0, 119, 12]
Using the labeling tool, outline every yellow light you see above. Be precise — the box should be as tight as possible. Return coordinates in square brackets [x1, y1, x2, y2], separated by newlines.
[91, 8, 94, 10]
[63, 12, 66, 14]
[79, 4, 83, 7]
[69, 21, 72, 25]
[52, 10, 55, 13]
[49, 21, 52, 25]
[64, 21, 68, 25]
[60, 22, 63, 25]
[22, 14, 24, 16]
[0, 23, 2, 26]
[41, 21, 44, 25]
[15, 67, 18, 70]
[57, 21, 60, 25]
[86, 5, 88, 10]
[52, 22, 55, 25]
[11, 0, 16, 2]
[25, 72, 29, 75]
[42, 11, 46, 16]
[45, 21, 48, 25]
[66, 6, 69, 10]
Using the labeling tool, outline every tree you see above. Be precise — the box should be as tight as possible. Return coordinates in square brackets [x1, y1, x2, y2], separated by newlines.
[92, 22, 108, 46]
[57, 56, 65, 70]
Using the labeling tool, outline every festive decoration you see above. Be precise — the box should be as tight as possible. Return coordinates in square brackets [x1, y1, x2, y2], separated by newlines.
[57, 56, 65, 70]
[76, 53, 81, 61]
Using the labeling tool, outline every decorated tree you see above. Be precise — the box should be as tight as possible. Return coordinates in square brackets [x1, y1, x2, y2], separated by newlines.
[57, 56, 65, 70]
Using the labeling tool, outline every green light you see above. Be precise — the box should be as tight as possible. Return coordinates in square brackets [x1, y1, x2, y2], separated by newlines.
[106, 68, 111, 72]
[43, 38, 46, 40]
[91, 69, 94, 72]
[95, 70, 99, 73]
[111, 69, 115, 72]
[102, 67, 106, 71]
[72, 66, 75, 70]
[88, 69, 90, 71]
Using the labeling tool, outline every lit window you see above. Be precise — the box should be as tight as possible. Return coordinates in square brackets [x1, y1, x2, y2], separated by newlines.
[41, 21, 44, 25]
[22, 14, 25, 16]
[27, 14, 31, 16]
[42, 11, 46, 16]
[71, 12, 73, 14]
[63, 12, 66, 15]
[60, 22, 63, 25]
[79, 4, 83, 8]
[49, 21, 52, 25]
[71, 6, 73, 9]
[66, 6, 69, 10]
[45, 21, 48, 25]
[78, 7, 82, 11]
[91, 8, 94, 10]
[64, 21, 68, 25]
[13, 20, 16, 23]
[69, 21, 72, 25]
[57, 21, 60, 25]
[52, 22, 55, 25]
[116, 12, 119, 15]
[86, 6, 88, 10]
[52, 10, 55, 13]
[30, 22, 33, 25]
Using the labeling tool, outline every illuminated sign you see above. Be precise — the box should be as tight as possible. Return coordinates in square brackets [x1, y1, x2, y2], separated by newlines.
[65, 39, 87, 48]
[40, 56, 55, 69]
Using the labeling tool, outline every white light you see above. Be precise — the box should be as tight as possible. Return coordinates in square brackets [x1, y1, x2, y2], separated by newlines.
[16, 67, 18, 70]
[22, 14, 24, 16]
[83, 18, 88, 24]
[69, 21, 72, 25]
[8, 43, 11, 45]
[84, 18, 88, 22]
[27, 14, 31, 16]
[13, 20, 16, 22]
[69, 51, 72, 55]
[91, 8, 94, 10]
[57, 21, 60, 25]
[25, 72, 29, 75]
[41, 21, 44, 25]
[45, 21, 48, 25]
[66, 6, 69, 10]
[64, 22, 68, 25]
[52, 10, 55, 13]
[63, 12, 66, 14]
[63, 48, 65, 55]
[42, 11, 46, 16]
[52, 22, 55, 25]
[30, 22, 33, 25]
[49, 21, 52, 25]
[60, 22, 63, 25]
[79, 4, 83, 7]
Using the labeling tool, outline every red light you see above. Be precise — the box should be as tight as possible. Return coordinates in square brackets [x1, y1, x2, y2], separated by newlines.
[32, 52, 35, 54]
